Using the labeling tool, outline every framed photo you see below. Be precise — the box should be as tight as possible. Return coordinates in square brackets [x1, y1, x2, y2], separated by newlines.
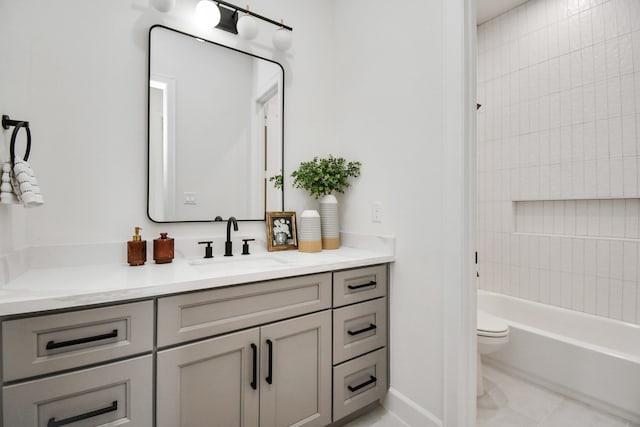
[266, 211, 298, 251]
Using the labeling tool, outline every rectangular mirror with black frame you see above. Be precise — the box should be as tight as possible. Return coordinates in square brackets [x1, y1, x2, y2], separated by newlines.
[148, 25, 284, 222]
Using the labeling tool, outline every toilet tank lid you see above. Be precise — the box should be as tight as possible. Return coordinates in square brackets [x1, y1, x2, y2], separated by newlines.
[477, 310, 509, 334]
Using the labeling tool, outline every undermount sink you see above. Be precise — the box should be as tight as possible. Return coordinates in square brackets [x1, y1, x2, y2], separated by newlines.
[188, 254, 288, 270]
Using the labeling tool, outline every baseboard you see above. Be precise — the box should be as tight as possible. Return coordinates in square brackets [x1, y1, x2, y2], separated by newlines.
[382, 387, 443, 427]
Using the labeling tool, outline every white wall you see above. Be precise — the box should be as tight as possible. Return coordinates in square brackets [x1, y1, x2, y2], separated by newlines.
[477, 0, 640, 324]
[331, 1, 473, 423]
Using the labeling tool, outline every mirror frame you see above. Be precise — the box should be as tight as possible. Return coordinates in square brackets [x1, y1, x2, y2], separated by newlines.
[146, 24, 285, 223]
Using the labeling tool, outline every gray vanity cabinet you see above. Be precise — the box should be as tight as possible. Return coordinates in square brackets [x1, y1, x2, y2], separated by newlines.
[260, 311, 331, 427]
[156, 274, 333, 427]
[156, 328, 261, 427]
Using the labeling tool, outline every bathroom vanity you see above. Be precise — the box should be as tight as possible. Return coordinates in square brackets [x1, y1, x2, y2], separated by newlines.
[0, 246, 392, 427]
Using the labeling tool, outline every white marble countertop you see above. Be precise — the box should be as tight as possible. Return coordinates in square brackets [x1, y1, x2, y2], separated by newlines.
[0, 242, 394, 317]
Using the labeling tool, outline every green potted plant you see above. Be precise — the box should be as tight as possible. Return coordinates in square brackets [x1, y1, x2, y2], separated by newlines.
[291, 155, 361, 249]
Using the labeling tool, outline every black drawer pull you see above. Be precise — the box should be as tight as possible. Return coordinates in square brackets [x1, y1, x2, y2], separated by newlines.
[46, 329, 118, 350]
[347, 281, 376, 290]
[347, 376, 377, 392]
[266, 339, 273, 385]
[47, 400, 118, 427]
[347, 323, 377, 336]
[250, 343, 258, 390]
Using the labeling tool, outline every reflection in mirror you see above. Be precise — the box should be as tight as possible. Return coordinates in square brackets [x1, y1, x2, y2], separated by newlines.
[148, 25, 284, 222]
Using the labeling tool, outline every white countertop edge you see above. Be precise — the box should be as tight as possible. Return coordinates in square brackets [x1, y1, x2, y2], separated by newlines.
[0, 244, 394, 317]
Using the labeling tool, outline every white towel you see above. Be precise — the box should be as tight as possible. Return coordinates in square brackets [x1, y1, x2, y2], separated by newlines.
[0, 162, 19, 204]
[10, 159, 44, 207]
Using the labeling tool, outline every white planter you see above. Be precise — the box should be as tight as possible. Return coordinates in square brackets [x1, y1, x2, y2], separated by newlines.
[319, 195, 339, 249]
[298, 210, 322, 253]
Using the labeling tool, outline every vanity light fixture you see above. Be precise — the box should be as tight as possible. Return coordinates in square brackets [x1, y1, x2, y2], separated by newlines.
[195, 0, 222, 28]
[237, 6, 258, 40]
[193, 1, 293, 50]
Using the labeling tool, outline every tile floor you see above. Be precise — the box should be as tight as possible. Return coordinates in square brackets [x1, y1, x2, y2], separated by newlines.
[477, 362, 640, 427]
[343, 362, 640, 427]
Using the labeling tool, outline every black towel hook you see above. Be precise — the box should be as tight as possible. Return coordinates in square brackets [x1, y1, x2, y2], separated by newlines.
[2, 115, 31, 165]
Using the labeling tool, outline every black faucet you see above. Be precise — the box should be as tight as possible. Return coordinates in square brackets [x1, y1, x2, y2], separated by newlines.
[225, 216, 238, 256]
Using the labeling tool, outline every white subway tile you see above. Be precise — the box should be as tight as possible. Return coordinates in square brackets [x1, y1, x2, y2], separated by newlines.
[573, 161, 585, 197]
[619, 34, 634, 76]
[572, 273, 585, 311]
[609, 157, 624, 198]
[596, 276, 610, 316]
[569, 13, 582, 51]
[622, 281, 637, 323]
[582, 82, 596, 123]
[562, 272, 573, 308]
[559, 53, 572, 91]
[591, 5, 605, 44]
[594, 80, 608, 121]
[519, 266, 529, 298]
[529, 268, 540, 301]
[550, 236, 563, 271]
[623, 241, 638, 281]
[572, 238, 585, 273]
[596, 157, 610, 196]
[572, 123, 584, 161]
[609, 279, 623, 320]
[622, 114, 637, 156]
[597, 238, 611, 276]
[614, 0, 632, 36]
[571, 86, 585, 124]
[559, 18, 571, 55]
[603, 1, 618, 41]
[633, 32, 640, 72]
[607, 77, 622, 118]
[549, 128, 562, 163]
[562, 161, 573, 196]
[608, 116, 623, 158]
[585, 238, 598, 276]
[580, 9, 593, 47]
[562, 237, 573, 272]
[584, 159, 598, 197]
[550, 163, 563, 197]
[568, 0, 581, 17]
[550, 270, 563, 306]
[610, 240, 624, 279]
[631, 0, 640, 32]
[540, 236, 550, 270]
[584, 275, 598, 314]
[583, 121, 597, 160]
[539, 269, 551, 303]
[623, 156, 638, 197]
[605, 37, 621, 78]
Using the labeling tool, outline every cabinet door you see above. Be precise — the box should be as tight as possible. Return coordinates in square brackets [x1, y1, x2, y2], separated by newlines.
[260, 311, 331, 427]
[157, 328, 260, 427]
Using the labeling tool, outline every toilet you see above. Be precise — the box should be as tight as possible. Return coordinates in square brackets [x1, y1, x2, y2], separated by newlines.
[477, 310, 510, 396]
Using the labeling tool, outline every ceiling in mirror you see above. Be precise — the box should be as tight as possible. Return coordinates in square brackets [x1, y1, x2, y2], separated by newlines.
[148, 25, 284, 222]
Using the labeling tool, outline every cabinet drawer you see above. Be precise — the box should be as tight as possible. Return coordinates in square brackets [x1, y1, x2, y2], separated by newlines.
[3, 355, 152, 427]
[157, 273, 331, 347]
[333, 348, 387, 421]
[333, 265, 387, 307]
[333, 298, 386, 364]
[2, 301, 153, 381]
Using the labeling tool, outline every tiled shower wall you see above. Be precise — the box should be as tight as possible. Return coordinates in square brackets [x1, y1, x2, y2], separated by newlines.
[477, 0, 640, 324]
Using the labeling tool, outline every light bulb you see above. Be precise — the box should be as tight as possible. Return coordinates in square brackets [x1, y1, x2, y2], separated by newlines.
[195, 0, 221, 28]
[237, 13, 259, 40]
[272, 27, 292, 51]
[150, 0, 175, 12]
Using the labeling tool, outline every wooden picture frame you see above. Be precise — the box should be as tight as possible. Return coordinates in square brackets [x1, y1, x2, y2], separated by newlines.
[266, 211, 298, 251]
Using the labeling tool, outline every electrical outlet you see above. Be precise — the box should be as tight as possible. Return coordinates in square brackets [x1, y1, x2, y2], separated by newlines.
[184, 192, 197, 205]
[372, 202, 383, 223]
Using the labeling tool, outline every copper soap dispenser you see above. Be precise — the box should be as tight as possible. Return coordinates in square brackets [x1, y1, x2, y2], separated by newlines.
[127, 227, 147, 266]
[153, 232, 174, 264]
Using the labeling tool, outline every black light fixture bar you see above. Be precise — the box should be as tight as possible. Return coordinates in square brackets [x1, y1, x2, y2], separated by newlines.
[215, 0, 293, 31]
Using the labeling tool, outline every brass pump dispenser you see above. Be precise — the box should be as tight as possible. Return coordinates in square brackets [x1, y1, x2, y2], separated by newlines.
[127, 227, 147, 266]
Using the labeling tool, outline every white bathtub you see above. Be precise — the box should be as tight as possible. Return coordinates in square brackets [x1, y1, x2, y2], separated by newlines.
[478, 290, 640, 423]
